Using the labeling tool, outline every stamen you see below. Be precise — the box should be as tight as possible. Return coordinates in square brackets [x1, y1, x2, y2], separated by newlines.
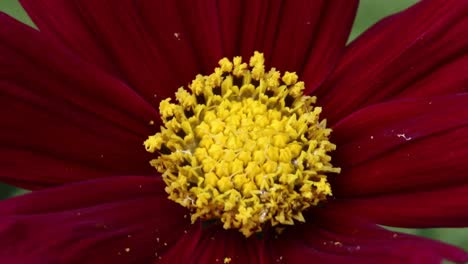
[144, 52, 339, 237]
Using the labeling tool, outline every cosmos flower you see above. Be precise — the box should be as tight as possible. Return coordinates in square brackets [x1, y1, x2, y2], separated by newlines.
[0, 0, 467, 263]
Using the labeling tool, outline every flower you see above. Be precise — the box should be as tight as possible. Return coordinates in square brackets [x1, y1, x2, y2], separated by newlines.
[0, 0, 467, 263]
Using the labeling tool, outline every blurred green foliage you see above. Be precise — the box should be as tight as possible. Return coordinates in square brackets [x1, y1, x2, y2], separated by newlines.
[0, 0, 33, 26]
[350, 0, 418, 42]
[0, 183, 17, 199]
[0, 0, 467, 252]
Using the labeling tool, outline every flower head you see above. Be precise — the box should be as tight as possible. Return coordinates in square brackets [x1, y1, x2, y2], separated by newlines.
[144, 52, 338, 237]
[0, 0, 467, 263]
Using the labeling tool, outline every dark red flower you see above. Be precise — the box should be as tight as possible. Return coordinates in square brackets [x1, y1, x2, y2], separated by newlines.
[0, 0, 467, 263]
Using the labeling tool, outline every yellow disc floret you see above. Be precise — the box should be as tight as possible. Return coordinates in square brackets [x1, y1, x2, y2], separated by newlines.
[144, 52, 340, 237]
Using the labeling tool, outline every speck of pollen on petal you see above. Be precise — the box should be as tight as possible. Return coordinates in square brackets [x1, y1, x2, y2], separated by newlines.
[144, 52, 340, 237]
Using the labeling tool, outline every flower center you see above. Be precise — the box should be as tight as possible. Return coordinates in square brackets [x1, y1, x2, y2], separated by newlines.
[144, 52, 339, 237]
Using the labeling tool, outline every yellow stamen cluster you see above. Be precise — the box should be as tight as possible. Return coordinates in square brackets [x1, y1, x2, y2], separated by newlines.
[144, 52, 339, 237]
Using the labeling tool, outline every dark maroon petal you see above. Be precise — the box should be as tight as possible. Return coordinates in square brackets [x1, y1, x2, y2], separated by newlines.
[0, 176, 190, 264]
[332, 94, 468, 197]
[142, 0, 359, 84]
[269, 209, 468, 263]
[163, 0, 224, 74]
[20, 0, 358, 102]
[20, 0, 218, 102]
[317, 0, 468, 124]
[141, 0, 359, 88]
[21, 0, 197, 100]
[74, 0, 206, 102]
[217, 0, 358, 90]
[18, 0, 119, 74]
[0, 14, 157, 188]
[330, 185, 468, 229]
[0, 149, 108, 189]
[269, 1, 358, 74]
[162, 224, 266, 263]
[299, 1, 358, 93]
[396, 54, 468, 99]
[143, 0, 359, 87]
[0, 255, 57, 264]
[136, 0, 211, 81]
[217, 0, 244, 59]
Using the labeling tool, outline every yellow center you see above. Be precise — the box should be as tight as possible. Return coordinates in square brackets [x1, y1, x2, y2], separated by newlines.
[144, 52, 339, 237]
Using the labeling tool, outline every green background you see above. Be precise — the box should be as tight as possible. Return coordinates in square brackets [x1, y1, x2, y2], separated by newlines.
[1, 0, 467, 252]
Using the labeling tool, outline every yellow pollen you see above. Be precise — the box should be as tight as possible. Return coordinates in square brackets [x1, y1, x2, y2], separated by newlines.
[144, 52, 340, 237]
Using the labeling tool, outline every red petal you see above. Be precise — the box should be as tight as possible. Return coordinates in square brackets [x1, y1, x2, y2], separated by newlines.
[136, 0, 212, 79]
[0, 149, 109, 189]
[18, 0, 119, 74]
[0, 176, 190, 263]
[330, 184, 468, 228]
[74, 0, 206, 102]
[396, 54, 468, 99]
[217, 0, 358, 90]
[142, 0, 358, 87]
[269, 1, 358, 74]
[20, 0, 358, 102]
[317, 0, 468, 123]
[0, 15, 157, 188]
[331, 94, 468, 197]
[19, 0, 205, 102]
[299, 1, 358, 93]
[162, 225, 266, 263]
[0, 255, 55, 264]
[269, 209, 468, 263]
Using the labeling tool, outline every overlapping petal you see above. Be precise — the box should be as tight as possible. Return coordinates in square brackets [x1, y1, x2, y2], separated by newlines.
[332, 94, 468, 197]
[330, 185, 468, 229]
[162, 225, 266, 263]
[269, 209, 468, 263]
[19, 0, 358, 102]
[0, 176, 189, 264]
[216, 0, 358, 90]
[19, 0, 201, 102]
[317, 0, 468, 123]
[0, 14, 157, 189]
